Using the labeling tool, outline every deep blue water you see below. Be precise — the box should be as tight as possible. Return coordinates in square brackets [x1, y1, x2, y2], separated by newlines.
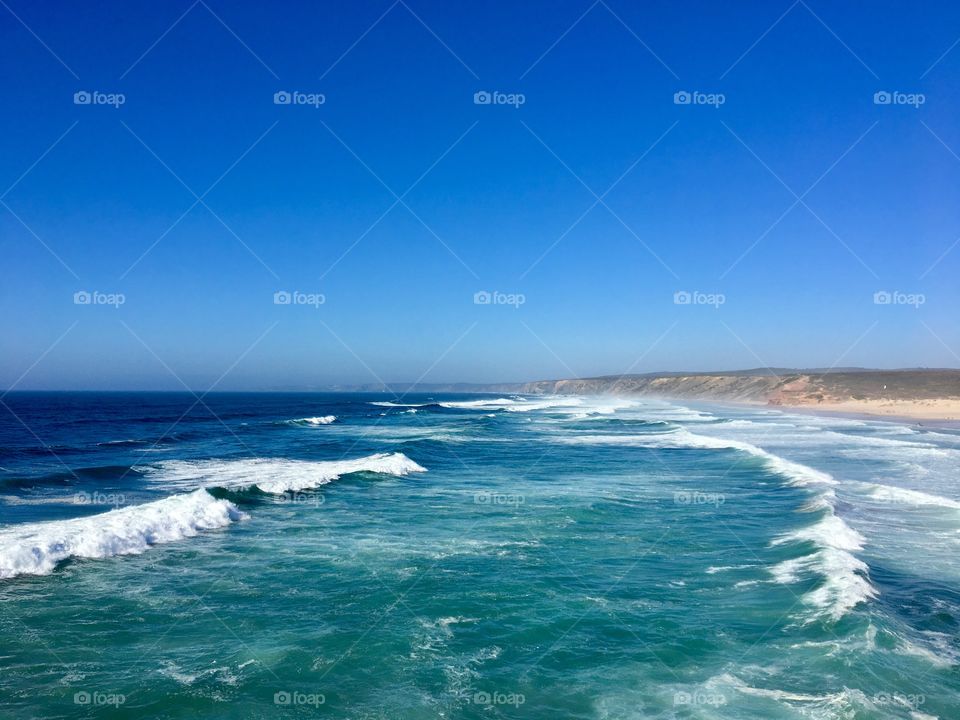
[1, 392, 958, 719]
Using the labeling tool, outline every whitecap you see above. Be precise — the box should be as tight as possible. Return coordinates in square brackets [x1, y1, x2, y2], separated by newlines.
[140, 452, 426, 494]
[707, 672, 872, 709]
[859, 483, 960, 510]
[439, 396, 585, 412]
[553, 429, 836, 486]
[770, 515, 877, 620]
[288, 415, 336, 426]
[0, 489, 245, 579]
[369, 401, 432, 408]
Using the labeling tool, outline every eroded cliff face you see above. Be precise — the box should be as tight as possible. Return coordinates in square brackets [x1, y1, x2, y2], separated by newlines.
[515, 374, 788, 402]
[336, 371, 960, 409]
[510, 371, 960, 406]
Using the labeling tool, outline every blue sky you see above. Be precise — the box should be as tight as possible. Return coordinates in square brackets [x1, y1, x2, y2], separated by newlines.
[1, 0, 958, 390]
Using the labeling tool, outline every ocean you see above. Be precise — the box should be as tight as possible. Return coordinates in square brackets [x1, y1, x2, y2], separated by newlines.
[0, 392, 958, 719]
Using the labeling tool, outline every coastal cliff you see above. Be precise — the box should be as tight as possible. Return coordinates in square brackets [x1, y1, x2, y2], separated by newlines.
[505, 369, 960, 420]
[323, 369, 960, 420]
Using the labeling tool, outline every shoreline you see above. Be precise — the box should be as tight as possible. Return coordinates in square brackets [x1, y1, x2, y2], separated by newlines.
[772, 400, 960, 428]
[771, 403, 960, 429]
[647, 396, 960, 429]
[535, 392, 960, 429]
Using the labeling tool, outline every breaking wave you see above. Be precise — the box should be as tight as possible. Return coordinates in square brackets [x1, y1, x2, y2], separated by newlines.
[553, 428, 836, 486]
[139, 452, 427, 494]
[770, 513, 877, 621]
[0, 489, 245, 579]
[287, 415, 336, 426]
[552, 427, 875, 619]
[859, 482, 960, 510]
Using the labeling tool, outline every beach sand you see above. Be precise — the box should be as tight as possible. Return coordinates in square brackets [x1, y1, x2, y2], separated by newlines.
[776, 398, 960, 425]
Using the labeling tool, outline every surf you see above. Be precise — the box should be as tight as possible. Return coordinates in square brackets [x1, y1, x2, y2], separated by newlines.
[0, 489, 245, 579]
[139, 452, 427, 494]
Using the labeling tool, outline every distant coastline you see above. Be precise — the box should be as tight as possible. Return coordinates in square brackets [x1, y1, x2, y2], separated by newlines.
[511, 369, 960, 423]
[326, 369, 960, 424]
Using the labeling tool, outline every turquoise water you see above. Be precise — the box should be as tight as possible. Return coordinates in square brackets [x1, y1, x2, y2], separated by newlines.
[1, 393, 958, 718]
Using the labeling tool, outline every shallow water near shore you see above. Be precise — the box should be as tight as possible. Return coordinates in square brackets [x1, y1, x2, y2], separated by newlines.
[1, 392, 958, 719]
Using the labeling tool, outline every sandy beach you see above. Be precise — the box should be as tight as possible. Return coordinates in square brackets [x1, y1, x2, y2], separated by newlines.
[776, 398, 960, 426]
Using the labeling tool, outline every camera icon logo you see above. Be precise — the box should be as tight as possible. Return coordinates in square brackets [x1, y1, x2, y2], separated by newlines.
[274, 691, 291, 705]
[74, 290, 92, 305]
[274, 91, 292, 105]
[274, 290, 292, 305]
[73, 91, 92, 105]
[673, 290, 691, 305]
[474, 91, 492, 105]
[473, 290, 492, 305]
[74, 692, 91, 705]
[873, 290, 891, 305]
[873, 91, 892, 105]
[673, 91, 691, 105]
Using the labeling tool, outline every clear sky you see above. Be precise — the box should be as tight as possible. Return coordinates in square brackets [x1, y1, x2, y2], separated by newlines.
[1, 0, 958, 390]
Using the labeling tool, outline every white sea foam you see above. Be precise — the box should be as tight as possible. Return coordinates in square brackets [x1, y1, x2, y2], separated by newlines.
[289, 415, 336, 426]
[553, 429, 836, 486]
[369, 401, 431, 408]
[552, 424, 874, 618]
[567, 398, 639, 417]
[770, 514, 877, 620]
[707, 672, 872, 709]
[705, 564, 756, 574]
[772, 513, 866, 552]
[637, 404, 715, 421]
[892, 630, 959, 669]
[439, 396, 585, 412]
[370, 397, 584, 412]
[373, 395, 635, 417]
[0, 489, 245, 579]
[860, 483, 960, 510]
[141, 452, 427, 494]
[569, 425, 877, 619]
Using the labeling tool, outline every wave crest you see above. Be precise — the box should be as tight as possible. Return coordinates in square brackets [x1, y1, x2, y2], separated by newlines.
[770, 514, 877, 620]
[0, 489, 245, 579]
[287, 416, 336, 426]
[553, 429, 835, 486]
[141, 452, 427, 494]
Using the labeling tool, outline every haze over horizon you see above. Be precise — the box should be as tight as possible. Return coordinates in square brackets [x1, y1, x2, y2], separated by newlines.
[3, 0, 959, 391]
